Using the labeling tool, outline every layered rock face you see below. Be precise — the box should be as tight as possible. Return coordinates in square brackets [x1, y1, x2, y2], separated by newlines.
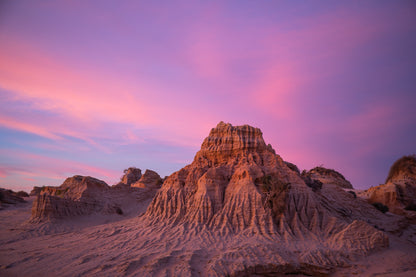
[144, 122, 388, 274]
[31, 176, 118, 221]
[365, 155, 416, 215]
[302, 166, 353, 189]
[145, 121, 293, 231]
[31, 170, 162, 222]
[132, 169, 162, 188]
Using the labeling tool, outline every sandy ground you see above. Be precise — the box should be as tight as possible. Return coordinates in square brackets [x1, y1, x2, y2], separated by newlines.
[0, 197, 415, 277]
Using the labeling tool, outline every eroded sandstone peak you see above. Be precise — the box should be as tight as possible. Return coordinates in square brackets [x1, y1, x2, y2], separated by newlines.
[194, 121, 275, 166]
[200, 121, 266, 152]
[145, 122, 387, 254]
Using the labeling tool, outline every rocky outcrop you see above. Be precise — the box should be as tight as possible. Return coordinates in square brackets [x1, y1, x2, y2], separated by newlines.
[144, 122, 388, 274]
[364, 155, 416, 215]
[119, 167, 142, 186]
[30, 173, 161, 222]
[302, 166, 353, 189]
[4, 122, 406, 277]
[132, 169, 162, 188]
[0, 188, 26, 209]
[29, 186, 43, 196]
[30, 176, 119, 221]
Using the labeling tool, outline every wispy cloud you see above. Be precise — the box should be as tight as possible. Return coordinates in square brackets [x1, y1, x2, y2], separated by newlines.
[0, 149, 120, 183]
[0, 1, 414, 191]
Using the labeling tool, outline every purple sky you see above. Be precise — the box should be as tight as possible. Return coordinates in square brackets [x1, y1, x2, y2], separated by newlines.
[0, 1, 415, 191]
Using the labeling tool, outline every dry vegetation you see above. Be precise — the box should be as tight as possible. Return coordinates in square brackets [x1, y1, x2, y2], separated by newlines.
[386, 155, 416, 183]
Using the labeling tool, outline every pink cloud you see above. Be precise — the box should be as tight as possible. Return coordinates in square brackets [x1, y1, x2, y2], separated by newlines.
[0, 115, 62, 140]
[248, 63, 301, 119]
[0, 149, 121, 185]
[243, 6, 398, 121]
[342, 102, 401, 157]
[0, 35, 220, 148]
[0, 36, 155, 126]
[0, 168, 7, 178]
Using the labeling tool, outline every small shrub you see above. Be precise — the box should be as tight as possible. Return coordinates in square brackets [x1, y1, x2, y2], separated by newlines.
[372, 202, 389, 213]
[386, 155, 416, 183]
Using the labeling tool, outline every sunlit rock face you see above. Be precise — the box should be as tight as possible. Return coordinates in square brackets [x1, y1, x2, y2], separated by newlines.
[30, 176, 118, 221]
[30, 174, 159, 222]
[144, 122, 388, 271]
[365, 155, 416, 216]
[145, 121, 299, 230]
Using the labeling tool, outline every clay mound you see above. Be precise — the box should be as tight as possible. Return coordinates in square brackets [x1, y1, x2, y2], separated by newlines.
[0, 188, 26, 209]
[132, 169, 162, 188]
[144, 122, 388, 274]
[365, 155, 416, 216]
[30, 174, 158, 223]
[302, 166, 353, 189]
[31, 176, 114, 222]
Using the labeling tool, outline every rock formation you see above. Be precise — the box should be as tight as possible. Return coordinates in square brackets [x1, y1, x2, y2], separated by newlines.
[30, 173, 160, 222]
[143, 122, 388, 275]
[118, 167, 142, 186]
[302, 166, 353, 189]
[364, 155, 416, 216]
[0, 188, 26, 209]
[131, 169, 162, 188]
[31, 176, 118, 221]
[4, 122, 415, 277]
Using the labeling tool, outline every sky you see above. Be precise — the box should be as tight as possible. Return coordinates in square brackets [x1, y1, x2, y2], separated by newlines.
[0, 0, 415, 192]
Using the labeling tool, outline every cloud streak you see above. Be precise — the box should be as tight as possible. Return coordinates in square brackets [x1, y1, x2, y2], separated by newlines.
[0, 1, 415, 191]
